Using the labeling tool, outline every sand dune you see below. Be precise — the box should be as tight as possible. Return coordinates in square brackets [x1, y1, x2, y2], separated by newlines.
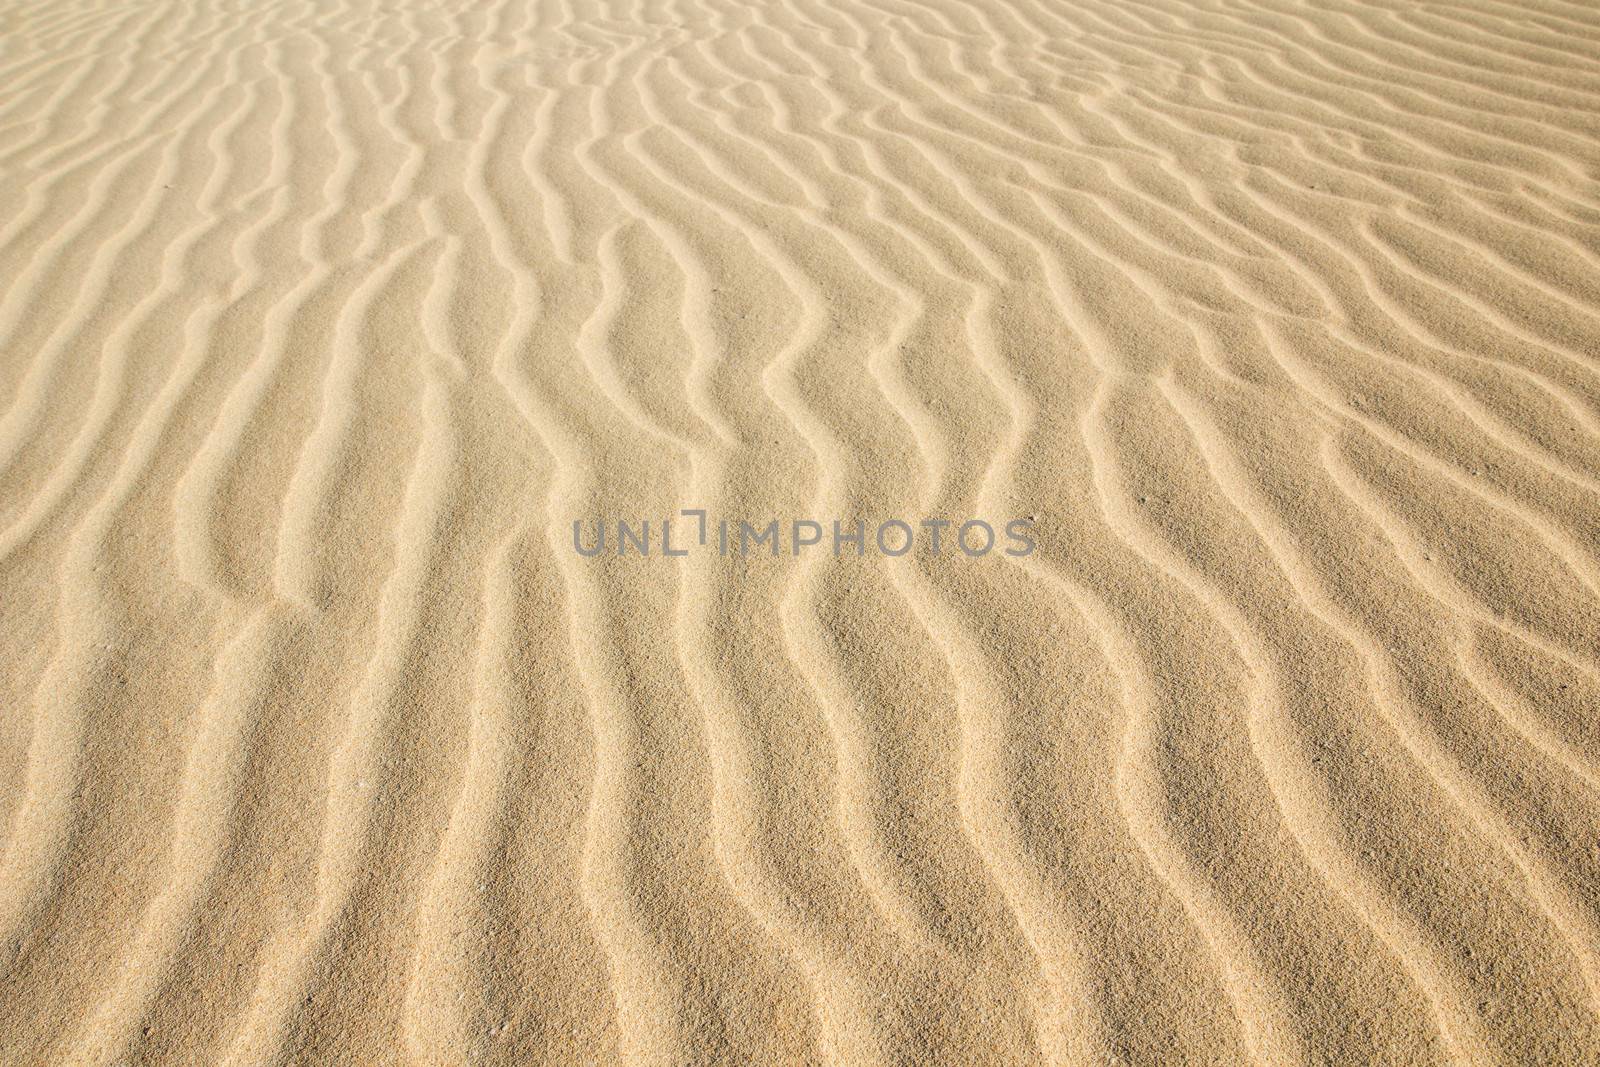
[2, 0, 1599, 1062]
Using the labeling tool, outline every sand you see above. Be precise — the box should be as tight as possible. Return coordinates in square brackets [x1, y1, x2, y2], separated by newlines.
[2, 0, 1599, 1062]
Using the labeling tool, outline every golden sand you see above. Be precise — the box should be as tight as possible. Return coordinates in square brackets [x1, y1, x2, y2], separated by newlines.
[2, 0, 1599, 1062]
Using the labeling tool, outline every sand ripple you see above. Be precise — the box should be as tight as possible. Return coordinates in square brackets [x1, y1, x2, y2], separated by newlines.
[1, 0, 1599, 1061]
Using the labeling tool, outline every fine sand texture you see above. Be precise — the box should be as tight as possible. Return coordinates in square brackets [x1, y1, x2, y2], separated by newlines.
[3, 0, 1600, 1063]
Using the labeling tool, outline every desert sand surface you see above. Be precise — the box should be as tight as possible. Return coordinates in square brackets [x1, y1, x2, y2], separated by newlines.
[2, 0, 1600, 1063]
